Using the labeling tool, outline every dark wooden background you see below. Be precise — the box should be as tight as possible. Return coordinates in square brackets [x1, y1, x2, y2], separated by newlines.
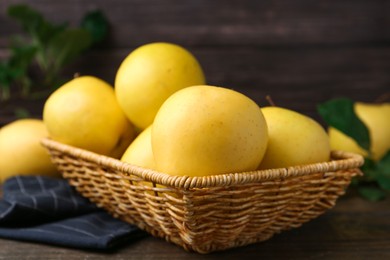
[1, 0, 389, 124]
[1, 1, 390, 259]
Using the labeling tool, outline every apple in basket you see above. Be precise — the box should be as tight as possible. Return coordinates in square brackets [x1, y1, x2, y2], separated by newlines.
[115, 42, 206, 130]
[258, 106, 331, 169]
[121, 85, 332, 176]
[43, 75, 136, 158]
[121, 125, 155, 170]
[151, 85, 269, 176]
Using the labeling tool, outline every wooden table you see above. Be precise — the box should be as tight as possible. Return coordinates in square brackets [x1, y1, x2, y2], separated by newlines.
[0, 189, 389, 259]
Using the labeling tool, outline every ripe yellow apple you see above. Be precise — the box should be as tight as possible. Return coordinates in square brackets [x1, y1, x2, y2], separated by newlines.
[328, 102, 390, 161]
[0, 119, 60, 182]
[121, 126, 171, 196]
[258, 107, 330, 169]
[328, 128, 367, 158]
[43, 76, 135, 158]
[152, 85, 269, 177]
[121, 125, 155, 169]
[115, 42, 206, 129]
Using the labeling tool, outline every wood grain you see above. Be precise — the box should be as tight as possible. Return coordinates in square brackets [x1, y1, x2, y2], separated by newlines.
[1, 0, 389, 121]
[0, 192, 389, 259]
[1, 0, 389, 48]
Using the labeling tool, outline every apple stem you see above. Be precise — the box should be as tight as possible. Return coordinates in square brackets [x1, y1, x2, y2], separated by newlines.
[374, 92, 390, 103]
[73, 72, 81, 79]
[266, 95, 276, 106]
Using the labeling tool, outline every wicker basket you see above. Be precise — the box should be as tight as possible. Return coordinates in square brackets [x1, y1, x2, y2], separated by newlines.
[41, 138, 363, 254]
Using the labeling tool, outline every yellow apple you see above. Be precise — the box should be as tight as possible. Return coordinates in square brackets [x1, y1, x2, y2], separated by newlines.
[115, 42, 206, 129]
[121, 125, 171, 196]
[121, 125, 155, 169]
[43, 76, 135, 158]
[328, 128, 368, 158]
[152, 85, 269, 177]
[0, 119, 60, 182]
[258, 107, 330, 169]
[328, 102, 390, 161]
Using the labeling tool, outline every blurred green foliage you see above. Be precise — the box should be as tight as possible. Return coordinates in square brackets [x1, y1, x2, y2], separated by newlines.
[0, 5, 109, 103]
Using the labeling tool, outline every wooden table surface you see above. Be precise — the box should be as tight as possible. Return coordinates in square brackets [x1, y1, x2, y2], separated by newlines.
[0, 188, 389, 260]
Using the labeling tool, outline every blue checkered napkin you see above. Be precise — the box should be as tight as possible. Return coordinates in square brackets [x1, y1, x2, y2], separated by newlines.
[0, 176, 146, 249]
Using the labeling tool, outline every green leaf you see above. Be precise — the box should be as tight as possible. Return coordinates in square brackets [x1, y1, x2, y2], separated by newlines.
[377, 150, 390, 173]
[377, 176, 390, 191]
[7, 4, 45, 35]
[0, 63, 12, 100]
[14, 107, 30, 118]
[9, 45, 37, 70]
[360, 157, 378, 181]
[358, 186, 387, 201]
[46, 29, 93, 69]
[0, 44, 37, 97]
[376, 151, 390, 190]
[81, 10, 109, 44]
[4, 4, 108, 100]
[317, 98, 371, 152]
[0, 63, 12, 85]
[8, 4, 66, 44]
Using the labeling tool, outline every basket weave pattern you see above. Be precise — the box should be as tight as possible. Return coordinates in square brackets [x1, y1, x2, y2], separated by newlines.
[41, 138, 364, 254]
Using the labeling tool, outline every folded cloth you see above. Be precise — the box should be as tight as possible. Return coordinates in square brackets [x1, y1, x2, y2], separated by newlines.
[0, 176, 146, 249]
